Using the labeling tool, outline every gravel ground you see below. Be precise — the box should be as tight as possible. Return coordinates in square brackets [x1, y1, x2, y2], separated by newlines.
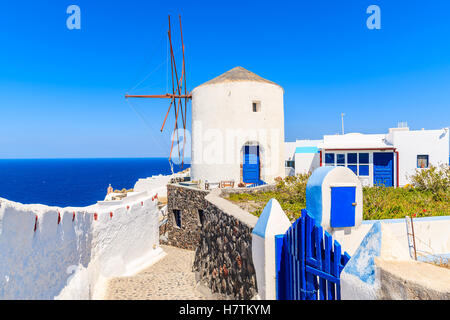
[105, 245, 208, 300]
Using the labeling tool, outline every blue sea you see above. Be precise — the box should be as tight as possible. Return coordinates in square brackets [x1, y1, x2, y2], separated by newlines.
[0, 158, 189, 207]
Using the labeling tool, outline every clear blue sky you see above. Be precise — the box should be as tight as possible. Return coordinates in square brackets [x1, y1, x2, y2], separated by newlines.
[1, 0, 449, 158]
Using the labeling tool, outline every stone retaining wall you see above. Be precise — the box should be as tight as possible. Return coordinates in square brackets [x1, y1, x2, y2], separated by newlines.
[192, 189, 259, 300]
[163, 184, 209, 250]
[165, 184, 259, 299]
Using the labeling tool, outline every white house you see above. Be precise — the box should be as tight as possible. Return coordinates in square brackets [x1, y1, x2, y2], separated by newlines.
[286, 126, 449, 187]
[190, 66, 285, 185]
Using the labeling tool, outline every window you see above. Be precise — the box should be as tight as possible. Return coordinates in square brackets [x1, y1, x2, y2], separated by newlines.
[348, 165, 358, 174]
[173, 209, 182, 228]
[358, 153, 369, 176]
[359, 165, 369, 176]
[337, 154, 345, 166]
[252, 101, 261, 112]
[325, 153, 335, 166]
[198, 209, 204, 227]
[347, 153, 358, 174]
[347, 153, 357, 164]
[417, 155, 429, 168]
[359, 153, 369, 164]
[285, 160, 295, 168]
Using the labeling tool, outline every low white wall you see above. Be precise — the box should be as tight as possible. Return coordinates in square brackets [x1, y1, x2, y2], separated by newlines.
[335, 216, 450, 258]
[0, 189, 162, 300]
[134, 172, 188, 198]
[339, 216, 450, 300]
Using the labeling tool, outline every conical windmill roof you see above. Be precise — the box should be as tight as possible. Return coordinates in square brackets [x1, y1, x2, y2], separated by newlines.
[195, 66, 283, 89]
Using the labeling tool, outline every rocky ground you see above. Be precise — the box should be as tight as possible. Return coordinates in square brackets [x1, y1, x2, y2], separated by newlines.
[105, 245, 210, 300]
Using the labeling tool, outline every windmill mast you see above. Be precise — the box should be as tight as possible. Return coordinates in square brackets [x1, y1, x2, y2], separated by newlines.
[125, 15, 191, 168]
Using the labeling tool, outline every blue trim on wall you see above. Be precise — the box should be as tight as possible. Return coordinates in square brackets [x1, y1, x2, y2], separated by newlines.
[295, 147, 320, 154]
[305, 166, 335, 226]
[344, 222, 382, 284]
[252, 198, 275, 238]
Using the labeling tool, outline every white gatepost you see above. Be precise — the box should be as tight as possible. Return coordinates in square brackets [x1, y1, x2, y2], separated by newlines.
[252, 198, 291, 300]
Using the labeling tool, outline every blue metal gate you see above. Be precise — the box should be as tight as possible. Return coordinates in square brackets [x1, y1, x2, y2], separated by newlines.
[243, 145, 260, 183]
[373, 152, 394, 187]
[275, 209, 350, 300]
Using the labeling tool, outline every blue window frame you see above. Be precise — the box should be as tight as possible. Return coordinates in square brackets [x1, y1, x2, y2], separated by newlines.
[417, 155, 429, 168]
[325, 153, 335, 165]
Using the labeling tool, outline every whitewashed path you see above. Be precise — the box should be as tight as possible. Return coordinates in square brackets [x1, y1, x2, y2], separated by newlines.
[105, 245, 209, 300]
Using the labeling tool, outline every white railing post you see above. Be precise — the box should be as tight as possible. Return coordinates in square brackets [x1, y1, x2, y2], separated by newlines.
[252, 199, 291, 300]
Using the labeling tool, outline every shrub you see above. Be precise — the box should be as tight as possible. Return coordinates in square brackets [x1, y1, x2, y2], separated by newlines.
[409, 164, 450, 200]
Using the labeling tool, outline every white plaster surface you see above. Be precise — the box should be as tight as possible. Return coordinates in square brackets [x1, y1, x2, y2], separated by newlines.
[321, 167, 363, 233]
[191, 79, 285, 184]
[387, 127, 449, 186]
[0, 178, 165, 300]
[340, 216, 450, 300]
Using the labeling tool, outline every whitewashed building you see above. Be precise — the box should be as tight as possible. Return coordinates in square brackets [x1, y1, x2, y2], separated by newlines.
[190, 66, 285, 185]
[285, 126, 449, 187]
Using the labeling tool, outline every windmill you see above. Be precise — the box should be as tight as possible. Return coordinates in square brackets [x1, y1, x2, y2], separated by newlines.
[125, 15, 191, 169]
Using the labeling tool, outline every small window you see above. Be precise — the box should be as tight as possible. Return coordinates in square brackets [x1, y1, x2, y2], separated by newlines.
[198, 209, 204, 226]
[285, 160, 295, 168]
[347, 153, 357, 164]
[359, 165, 369, 176]
[417, 155, 429, 168]
[252, 101, 261, 112]
[173, 209, 182, 228]
[337, 154, 345, 165]
[359, 153, 369, 164]
[325, 153, 335, 165]
[348, 165, 358, 174]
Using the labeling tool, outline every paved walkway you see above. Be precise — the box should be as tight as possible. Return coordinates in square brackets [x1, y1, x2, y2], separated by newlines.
[105, 245, 209, 300]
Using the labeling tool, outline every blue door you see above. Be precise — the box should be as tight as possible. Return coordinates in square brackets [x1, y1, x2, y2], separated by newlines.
[330, 187, 356, 228]
[243, 145, 260, 183]
[373, 153, 394, 187]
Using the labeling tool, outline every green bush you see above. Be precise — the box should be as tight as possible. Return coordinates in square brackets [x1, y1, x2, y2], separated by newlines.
[362, 186, 449, 220]
[409, 164, 449, 200]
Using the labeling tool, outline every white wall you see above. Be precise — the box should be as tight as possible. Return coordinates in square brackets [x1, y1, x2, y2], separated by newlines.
[0, 190, 162, 300]
[134, 171, 189, 198]
[389, 128, 449, 186]
[191, 81, 285, 183]
[294, 153, 320, 175]
[285, 142, 296, 162]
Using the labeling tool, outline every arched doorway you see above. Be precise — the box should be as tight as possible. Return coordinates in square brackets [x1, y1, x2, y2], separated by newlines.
[242, 144, 261, 184]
